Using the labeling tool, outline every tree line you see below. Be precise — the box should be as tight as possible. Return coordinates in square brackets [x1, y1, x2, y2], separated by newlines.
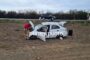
[0, 10, 89, 20]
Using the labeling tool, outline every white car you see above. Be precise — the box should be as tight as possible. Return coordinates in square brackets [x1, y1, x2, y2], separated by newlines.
[27, 21, 72, 41]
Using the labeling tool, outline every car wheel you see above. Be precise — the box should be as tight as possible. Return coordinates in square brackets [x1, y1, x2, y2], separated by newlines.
[57, 35, 64, 40]
[29, 35, 37, 40]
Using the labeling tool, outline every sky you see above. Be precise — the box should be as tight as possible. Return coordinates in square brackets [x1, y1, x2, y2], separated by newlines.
[0, 0, 90, 12]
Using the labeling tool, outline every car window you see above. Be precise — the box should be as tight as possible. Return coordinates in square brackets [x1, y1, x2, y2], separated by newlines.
[37, 25, 48, 32]
[51, 25, 60, 29]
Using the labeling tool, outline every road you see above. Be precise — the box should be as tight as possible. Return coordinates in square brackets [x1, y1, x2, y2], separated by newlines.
[0, 18, 89, 21]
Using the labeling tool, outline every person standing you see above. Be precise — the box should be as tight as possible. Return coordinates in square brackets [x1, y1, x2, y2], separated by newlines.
[23, 21, 32, 39]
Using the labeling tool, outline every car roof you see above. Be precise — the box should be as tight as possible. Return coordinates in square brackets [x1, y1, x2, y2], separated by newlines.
[41, 21, 67, 26]
[41, 22, 59, 25]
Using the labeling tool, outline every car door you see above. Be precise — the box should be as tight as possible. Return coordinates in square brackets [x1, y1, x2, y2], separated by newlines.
[36, 25, 48, 41]
[48, 25, 60, 38]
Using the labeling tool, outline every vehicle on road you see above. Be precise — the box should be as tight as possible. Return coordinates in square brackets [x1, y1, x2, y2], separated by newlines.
[39, 14, 56, 21]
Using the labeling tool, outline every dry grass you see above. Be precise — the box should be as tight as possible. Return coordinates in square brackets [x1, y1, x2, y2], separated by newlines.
[0, 20, 90, 60]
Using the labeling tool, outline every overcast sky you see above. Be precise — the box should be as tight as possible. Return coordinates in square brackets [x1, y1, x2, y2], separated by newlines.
[0, 0, 90, 12]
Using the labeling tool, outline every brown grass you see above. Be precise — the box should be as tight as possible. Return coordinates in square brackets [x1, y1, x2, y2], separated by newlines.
[0, 20, 90, 60]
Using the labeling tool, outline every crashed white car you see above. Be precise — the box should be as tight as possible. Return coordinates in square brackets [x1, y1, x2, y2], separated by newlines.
[28, 21, 72, 41]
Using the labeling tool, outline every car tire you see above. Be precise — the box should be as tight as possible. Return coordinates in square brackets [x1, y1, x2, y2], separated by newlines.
[29, 35, 37, 40]
[57, 35, 64, 40]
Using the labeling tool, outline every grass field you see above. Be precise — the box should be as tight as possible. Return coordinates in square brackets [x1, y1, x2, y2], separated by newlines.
[0, 20, 90, 60]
